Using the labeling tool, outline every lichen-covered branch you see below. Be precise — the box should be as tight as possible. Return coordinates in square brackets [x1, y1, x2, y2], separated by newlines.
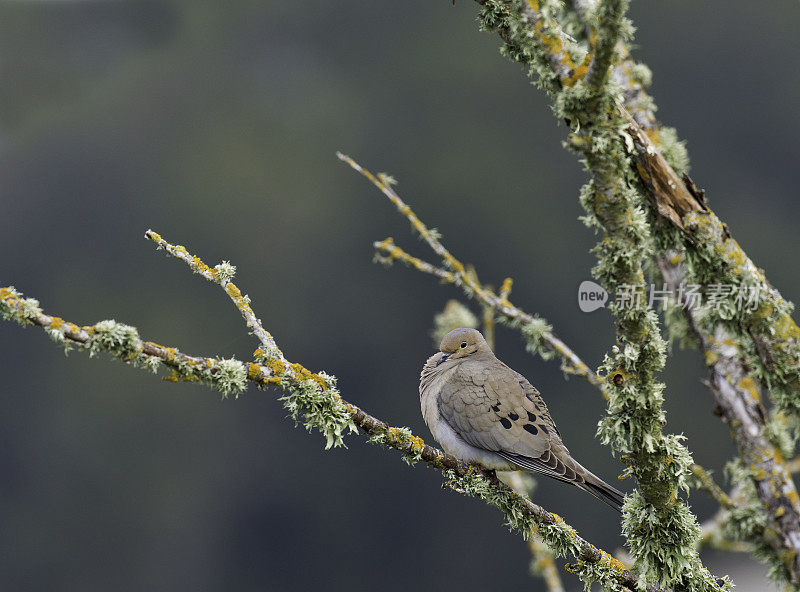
[690, 464, 734, 511]
[558, 1, 800, 439]
[584, 0, 627, 90]
[340, 153, 605, 394]
[659, 257, 800, 584]
[560, 2, 800, 583]
[472, 1, 724, 589]
[0, 276, 654, 592]
[505, 471, 566, 592]
[144, 230, 281, 355]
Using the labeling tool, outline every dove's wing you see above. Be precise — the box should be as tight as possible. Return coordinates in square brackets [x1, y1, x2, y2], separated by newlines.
[436, 357, 583, 483]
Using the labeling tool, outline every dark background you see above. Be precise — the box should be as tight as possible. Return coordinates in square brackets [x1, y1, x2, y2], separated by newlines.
[1, 1, 798, 590]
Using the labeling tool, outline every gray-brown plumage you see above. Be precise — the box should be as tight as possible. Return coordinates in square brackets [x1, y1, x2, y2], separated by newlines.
[420, 327, 624, 511]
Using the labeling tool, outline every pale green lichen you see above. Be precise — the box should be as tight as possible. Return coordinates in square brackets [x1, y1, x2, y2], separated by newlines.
[87, 320, 141, 359]
[721, 459, 792, 584]
[45, 327, 65, 344]
[0, 286, 43, 325]
[138, 355, 162, 374]
[519, 316, 555, 360]
[475, 2, 715, 586]
[680, 210, 800, 436]
[432, 300, 479, 345]
[368, 425, 426, 466]
[214, 261, 237, 283]
[444, 469, 626, 591]
[654, 126, 690, 175]
[275, 368, 356, 450]
[214, 358, 248, 398]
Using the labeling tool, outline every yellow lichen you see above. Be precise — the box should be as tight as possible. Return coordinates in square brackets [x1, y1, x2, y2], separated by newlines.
[49, 316, 64, 330]
[561, 53, 591, 87]
[163, 371, 179, 383]
[704, 350, 719, 367]
[247, 362, 262, 380]
[738, 376, 760, 402]
[265, 357, 286, 377]
[288, 362, 327, 390]
[225, 283, 242, 300]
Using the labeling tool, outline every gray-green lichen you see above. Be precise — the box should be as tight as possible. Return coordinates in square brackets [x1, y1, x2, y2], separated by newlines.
[681, 210, 800, 437]
[721, 459, 792, 584]
[214, 261, 237, 283]
[87, 320, 141, 359]
[503, 315, 556, 361]
[0, 286, 43, 325]
[444, 469, 627, 591]
[432, 300, 479, 345]
[214, 358, 248, 397]
[275, 368, 356, 450]
[476, 1, 720, 587]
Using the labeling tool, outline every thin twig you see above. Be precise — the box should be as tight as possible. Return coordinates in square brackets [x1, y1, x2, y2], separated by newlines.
[691, 464, 735, 511]
[341, 154, 605, 394]
[145, 230, 280, 355]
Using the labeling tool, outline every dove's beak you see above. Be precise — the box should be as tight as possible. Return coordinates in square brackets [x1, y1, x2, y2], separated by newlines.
[435, 353, 450, 367]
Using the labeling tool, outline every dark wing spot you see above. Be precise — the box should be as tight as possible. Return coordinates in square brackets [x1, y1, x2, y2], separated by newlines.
[491, 405, 500, 412]
[523, 424, 538, 435]
[508, 412, 519, 421]
[538, 424, 549, 434]
[500, 418, 513, 429]
[527, 411, 536, 421]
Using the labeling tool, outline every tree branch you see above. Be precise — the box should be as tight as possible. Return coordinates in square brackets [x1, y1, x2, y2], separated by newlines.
[0, 236, 659, 592]
[471, 2, 725, 588]
[339, 153, 606, 393]
[659, 257, 800, 584]
[563, 0, 800, 584]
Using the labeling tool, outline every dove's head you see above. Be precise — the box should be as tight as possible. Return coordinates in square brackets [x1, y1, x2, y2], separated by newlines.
[435, 328, 491, 366]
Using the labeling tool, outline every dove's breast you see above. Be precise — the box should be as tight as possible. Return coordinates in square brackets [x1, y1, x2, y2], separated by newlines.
[419, 360, 515, 471]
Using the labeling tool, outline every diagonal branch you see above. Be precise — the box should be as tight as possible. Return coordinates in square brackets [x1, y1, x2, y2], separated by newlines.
[144, 230, 281, 355]
[1, 277, 657, 592]
[659, 257, 800, 584]
[339, 153, 605, 394]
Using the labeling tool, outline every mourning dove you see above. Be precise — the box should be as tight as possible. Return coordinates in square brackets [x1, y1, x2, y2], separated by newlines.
[420, 327, 624, 511]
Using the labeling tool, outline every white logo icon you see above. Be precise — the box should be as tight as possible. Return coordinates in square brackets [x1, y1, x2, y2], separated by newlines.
[578, 280, 608, 313]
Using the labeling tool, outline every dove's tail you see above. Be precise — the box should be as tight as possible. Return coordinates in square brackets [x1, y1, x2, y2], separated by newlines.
[578, 470, 625, 512]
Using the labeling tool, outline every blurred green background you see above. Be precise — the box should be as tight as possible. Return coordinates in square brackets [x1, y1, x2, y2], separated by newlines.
[1, 1, 798, 590]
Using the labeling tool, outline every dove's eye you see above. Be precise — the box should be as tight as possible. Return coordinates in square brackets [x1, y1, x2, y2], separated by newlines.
[460, 341, 467, 348]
